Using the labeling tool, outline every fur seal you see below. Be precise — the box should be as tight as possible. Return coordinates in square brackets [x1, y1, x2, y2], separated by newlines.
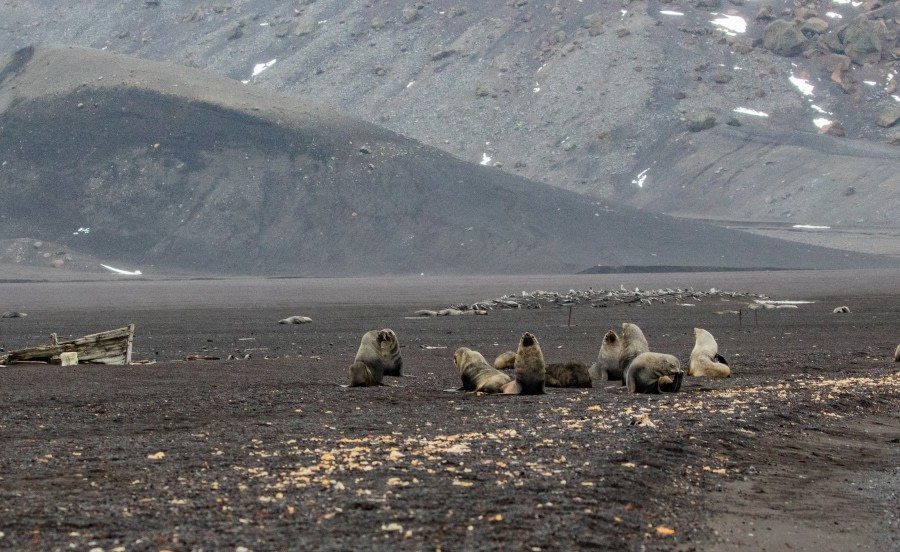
[832, 306, 850, 314]
[619, 323, 650, 385]
[453, 347, 512, 393]
[545, 361, 592, 388]
[279, 315, 312, 324]
[348, 328, 403, 387]
[589, 329, 623, 381]
[501, 332, 546, 395]
[494, 351, 516, 370]
[625, 352, 684, 394]
[895, 344, 899, 362]
[1, 311, 27, 318]
[688, 328, 731, 378]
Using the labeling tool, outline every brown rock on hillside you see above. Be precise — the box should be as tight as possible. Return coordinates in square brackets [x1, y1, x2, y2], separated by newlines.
[764, 20, 807, 57]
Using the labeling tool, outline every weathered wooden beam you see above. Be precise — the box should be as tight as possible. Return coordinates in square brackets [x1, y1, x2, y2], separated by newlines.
[0, 324, 135, 365]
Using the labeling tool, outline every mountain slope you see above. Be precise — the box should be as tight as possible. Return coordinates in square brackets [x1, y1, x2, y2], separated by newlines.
[1, 45, 895, 276]
[0, 0, 895, 242]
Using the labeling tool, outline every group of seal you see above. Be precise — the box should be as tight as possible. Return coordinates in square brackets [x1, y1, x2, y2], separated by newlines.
[585, 322, 732, 394]
[587, 322, 681, 393]
[348, 329, 403, 387]
[454, 323, 730, 395]
[453, 332, 553, 395]
[349, 323, 732, 395]
[490, 336, 590, 392]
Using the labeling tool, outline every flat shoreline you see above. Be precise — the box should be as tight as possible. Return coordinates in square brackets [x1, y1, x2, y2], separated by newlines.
[1, 269, 898, 312]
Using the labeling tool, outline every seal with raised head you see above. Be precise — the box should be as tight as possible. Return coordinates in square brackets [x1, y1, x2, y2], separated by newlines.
[589, 329, 623, 382]
[546, 361, 592, 388]
[625, 352, 684, 394]
[689, 328, 731, 378]
[454, 347, 512, 393]
[619, 322, 650, 385]
[494, 351, 516, 371]
[501, 332, 546, 395]
[348, 328, 403, 387]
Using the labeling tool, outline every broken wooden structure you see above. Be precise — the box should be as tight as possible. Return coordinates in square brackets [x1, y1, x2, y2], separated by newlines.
[0, 324, 135, 365]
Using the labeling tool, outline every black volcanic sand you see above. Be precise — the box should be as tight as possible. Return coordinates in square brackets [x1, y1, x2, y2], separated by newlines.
[0, 272, 897, 551]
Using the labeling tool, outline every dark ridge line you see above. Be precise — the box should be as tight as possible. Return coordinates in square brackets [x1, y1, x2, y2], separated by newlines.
[579, 266, 805, 274]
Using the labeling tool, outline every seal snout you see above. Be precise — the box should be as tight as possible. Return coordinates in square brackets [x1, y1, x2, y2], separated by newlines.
[521, 333, 535, 347]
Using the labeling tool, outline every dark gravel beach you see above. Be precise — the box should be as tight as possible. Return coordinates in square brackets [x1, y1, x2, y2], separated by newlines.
[0, 271, 897, 551]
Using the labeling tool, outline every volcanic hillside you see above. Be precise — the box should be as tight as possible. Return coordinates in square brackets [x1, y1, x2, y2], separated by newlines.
[1, 45, 895, 276]
[0, 0, 896, 245]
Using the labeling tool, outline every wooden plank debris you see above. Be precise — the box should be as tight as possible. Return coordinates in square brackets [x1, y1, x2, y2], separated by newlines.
[0, 324, 135, 365]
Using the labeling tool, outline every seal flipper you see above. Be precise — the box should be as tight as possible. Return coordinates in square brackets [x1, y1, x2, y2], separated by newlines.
[501, 380, 522, 395]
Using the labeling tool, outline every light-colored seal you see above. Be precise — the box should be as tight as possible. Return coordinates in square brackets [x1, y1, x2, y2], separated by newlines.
[1, 311, 27, 318]
[625, 352, 684, 394]
[689, 328, 731, 378]
[546, 361, 592, 388]
[279, 315, 312, 324]
[348, 328, 403, 387]
[454, 347, 512, 393]
[589, 329, 623, 382]
[832, 306, 850, 314]
[619, 322, 650, 385]
[494, 351, 516, 370]
[501, 332, 546, 395]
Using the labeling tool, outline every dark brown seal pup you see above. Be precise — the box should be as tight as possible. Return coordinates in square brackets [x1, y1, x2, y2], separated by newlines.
[348, 328, 403, 387]
[349, 359, 382, 387]
[546, 361, 592, 388]
[619, 322, 650, 385]
[501, 332, 546, 395]
[493, 351, 516, 370]
[454, 347, 512, 393]
[689, 328, 731, 378]
[625, 352, 683, 394]
[589, 329, 623, 382]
